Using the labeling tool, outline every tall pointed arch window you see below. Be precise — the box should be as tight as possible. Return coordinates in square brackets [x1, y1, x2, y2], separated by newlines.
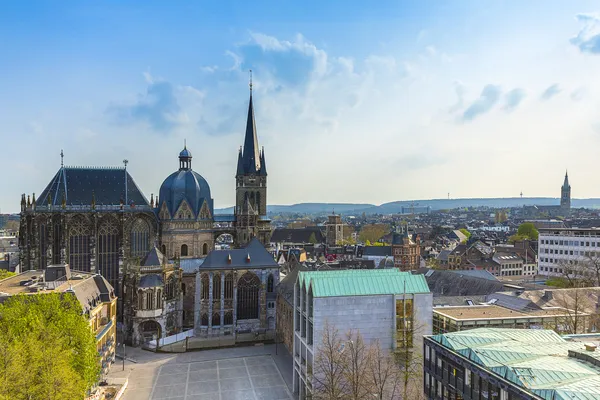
[69, 218, 91, 272]
[130, 218, 150, 259]
[267, 273, 274, 293]
[224, 273, 233, 300]
[98, 221, 119, 294]
[237, 272, 260, 320]
[213, 273, 221, 300]
[201, 273, 209, 300]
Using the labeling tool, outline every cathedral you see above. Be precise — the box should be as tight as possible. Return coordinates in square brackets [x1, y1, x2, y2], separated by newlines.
[19, 87, 275, 344]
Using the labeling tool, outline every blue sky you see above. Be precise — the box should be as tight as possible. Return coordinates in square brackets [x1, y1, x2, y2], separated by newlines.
[2, 1, 600, 212]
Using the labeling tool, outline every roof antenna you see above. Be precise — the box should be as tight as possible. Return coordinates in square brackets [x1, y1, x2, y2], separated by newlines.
[60, 149, 64, 167]
[249, 69, 253, 93]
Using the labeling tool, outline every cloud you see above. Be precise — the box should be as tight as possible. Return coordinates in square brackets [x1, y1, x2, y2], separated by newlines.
[462, 84, 501, 121]
[448, 81, 465, 113]
[571, 87, 587, 101]
[503, 88, 526, 112]
[540, 83, 561, 101]
[570, 13, 600, 54]
[108, 78, 187, 133]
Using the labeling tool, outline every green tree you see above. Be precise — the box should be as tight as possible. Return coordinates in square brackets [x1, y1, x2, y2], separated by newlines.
[0, 270, 15, 280]
[0, 293, 99, 400]
[508, 234, 528, 244]
[517, 222, 539, 240]
[359, 224, 390, 244]
[308, 232, 318, 244]
[459, 229, 471, 240]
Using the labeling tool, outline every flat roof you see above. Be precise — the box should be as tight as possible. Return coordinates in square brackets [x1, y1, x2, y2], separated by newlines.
[433, 305, 583, 321]
[0, 269, 94, 296]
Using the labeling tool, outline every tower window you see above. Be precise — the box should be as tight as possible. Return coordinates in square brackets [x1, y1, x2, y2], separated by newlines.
[181, 244, 188, 257]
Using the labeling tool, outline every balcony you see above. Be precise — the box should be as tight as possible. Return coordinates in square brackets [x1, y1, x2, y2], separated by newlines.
[96, 319, 113, 341]
[136, 309, 163, 318]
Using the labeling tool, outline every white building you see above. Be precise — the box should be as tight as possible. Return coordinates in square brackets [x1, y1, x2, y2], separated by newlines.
[292, 269, 432, 399]
[538, 227, 600, 276]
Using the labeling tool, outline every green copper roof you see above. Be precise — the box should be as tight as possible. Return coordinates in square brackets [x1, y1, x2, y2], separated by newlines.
[430, 328, 600, 400]
[297, 269, 430, 297]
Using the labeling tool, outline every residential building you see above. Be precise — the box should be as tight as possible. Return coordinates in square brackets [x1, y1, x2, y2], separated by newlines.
[0, 264, 118, 376]
[424, 328, 600, 400]
[538, 227, 600, 276]
[433, 304, 591, 335]
[492, 252, 524, 277]
[292, 269, 432, 399]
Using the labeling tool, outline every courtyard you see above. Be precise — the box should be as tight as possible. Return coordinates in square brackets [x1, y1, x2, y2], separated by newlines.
[113, 344, 293, 400]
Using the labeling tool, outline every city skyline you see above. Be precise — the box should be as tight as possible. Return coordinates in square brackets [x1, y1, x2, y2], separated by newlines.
[2, 1, 600, 213]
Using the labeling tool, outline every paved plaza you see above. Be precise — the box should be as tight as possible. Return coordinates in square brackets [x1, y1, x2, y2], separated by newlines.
[115, 344, 294, 400]
[149, 355, 292, 400]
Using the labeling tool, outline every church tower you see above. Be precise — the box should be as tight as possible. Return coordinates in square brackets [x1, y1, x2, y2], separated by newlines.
[235, 76, 269, 246]
[560, 171, 571, 213]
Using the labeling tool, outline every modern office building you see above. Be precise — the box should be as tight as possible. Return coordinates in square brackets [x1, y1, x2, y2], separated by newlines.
[538, 227, 600, 276]
[292, 269, 432, 399]
[433, 304, 592, 335]
[424, 328, 600, 400]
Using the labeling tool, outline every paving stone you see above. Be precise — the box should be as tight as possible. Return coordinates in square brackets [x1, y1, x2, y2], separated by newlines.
[189, 361, 218, 371]
[187, 381, 220, 395]
[218, 358, 247, 369]
[219, 366, 248, 379]
[155, 372, 187, 387]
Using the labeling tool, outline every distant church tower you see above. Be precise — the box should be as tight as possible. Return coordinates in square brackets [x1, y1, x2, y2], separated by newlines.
[560, 171, 571, 213]
[235, 75, 270, 246]
[326, 213, 343, 246]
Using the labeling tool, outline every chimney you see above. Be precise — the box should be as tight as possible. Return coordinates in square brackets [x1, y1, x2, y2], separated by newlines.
[542, 290, 553, 301]
[585, 343, 597, 352]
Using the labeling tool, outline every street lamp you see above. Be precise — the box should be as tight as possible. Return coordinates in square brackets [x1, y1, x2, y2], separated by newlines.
[122, 343, 125, 371]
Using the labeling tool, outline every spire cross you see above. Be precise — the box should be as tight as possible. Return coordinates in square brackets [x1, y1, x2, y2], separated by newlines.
[123, 159, 129, 169]
[60, 149, 64, 167]
[249, 69, 253, 92]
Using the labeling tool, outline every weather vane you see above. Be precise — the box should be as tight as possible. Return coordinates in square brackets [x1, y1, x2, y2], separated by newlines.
[249, 69, 253, 92]
[60, 149, 64, 167]
[123, 159, 129, 168]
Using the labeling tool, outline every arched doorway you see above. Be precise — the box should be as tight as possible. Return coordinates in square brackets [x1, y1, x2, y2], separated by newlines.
[237, 272, 261, 320]
[181, 244, 188, 257]
[139, 320, 161, 344]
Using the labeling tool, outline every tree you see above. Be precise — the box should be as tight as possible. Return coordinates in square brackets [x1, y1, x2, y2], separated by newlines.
[0, 270, 15, 281]
[517, 222, 539, 240]
[308, 233, 318, 244]
[312, 322, 421, 400]
[358, 224, 390, 244]
[0, 293, 100, 400]
[459, 228, 471, 240]
[508, 234, 528, 244]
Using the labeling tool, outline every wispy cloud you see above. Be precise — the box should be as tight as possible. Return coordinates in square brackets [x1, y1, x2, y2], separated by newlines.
[448, 81, 466, 113]
[571, 87, 587, 101]
[462, 84, 501, 121]
[503, 88, 526, 112]
[540, 83, 561, 101]
[571, 13, 600, 54]
[107, 78, 188, 133]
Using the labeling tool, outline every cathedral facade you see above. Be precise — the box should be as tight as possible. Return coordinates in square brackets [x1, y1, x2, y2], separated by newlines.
[19, 89, 274, 342]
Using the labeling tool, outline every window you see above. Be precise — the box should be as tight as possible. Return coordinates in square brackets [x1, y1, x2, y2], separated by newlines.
[166, 276, 176, 299]
[267, 274, 274, 293]
[203, 242, 208, 255]
[396, 298, 414, 348]
[137, 290, 144, 310]
[156, 289, 162, 309]
[146, 290, 154, 310]
[201, 313, 208, 326]
[212, 312, 220, 326]
[201, 274, 209, 300]
[224, 311, 233, 325]
[237, 272, 260, 320]
[181, 283, 186, 296]
[130, 218, 150, 259]
[213, 273, 221, 299]
[69, 218, 91, 272]
[181, 244, 188, 257]
[224, 273, 233, 300]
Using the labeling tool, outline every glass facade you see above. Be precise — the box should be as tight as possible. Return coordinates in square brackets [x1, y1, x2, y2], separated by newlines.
[396, 298, 414, 349]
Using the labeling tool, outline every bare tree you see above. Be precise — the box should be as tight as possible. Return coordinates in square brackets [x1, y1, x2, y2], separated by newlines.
[342, 330, 372, 400]
[368, 340, 403, 400]
[312, 322, 347, 400]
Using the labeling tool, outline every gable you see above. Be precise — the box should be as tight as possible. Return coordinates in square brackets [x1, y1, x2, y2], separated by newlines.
[175, 199, 193, 219]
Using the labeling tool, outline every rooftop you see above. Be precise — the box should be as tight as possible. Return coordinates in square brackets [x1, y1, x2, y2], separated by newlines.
[429, 328, 600, 400]
[433, 304, 583, 321]
[297, 269, 430, 298]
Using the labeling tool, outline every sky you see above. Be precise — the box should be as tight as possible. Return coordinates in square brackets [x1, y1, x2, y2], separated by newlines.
[2, 1, 600, 213]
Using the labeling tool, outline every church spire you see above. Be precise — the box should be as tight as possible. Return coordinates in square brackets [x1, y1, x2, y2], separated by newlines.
[241, 70, 261, 174]
[563, 170, 570, 188]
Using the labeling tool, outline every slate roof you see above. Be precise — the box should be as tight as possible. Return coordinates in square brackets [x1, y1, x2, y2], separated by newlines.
[430, 328, 600, 400]
[71, 274, 116, 313]
[449, 269, 498, 281]
[138, 274, 164, 288]
[270, 228, 325, 244]
[140, 247, 168, 266]
[437, 249, 451, 262]
[277, 262, 308, 306]
[416, 268, 505, 296]
[158, 163, 213, 219]
[362, 246, 392, 257]
[298, 269, 430, 298]
[37, 166, 150, 208]
[179, 258, 205, 274]
[200, 238, 277, 270]
[484, 292, 540, 312]
[338, 259, 376, 269]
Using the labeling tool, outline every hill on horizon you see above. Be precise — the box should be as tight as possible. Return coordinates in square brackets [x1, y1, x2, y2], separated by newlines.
[214, 197, 600, 215]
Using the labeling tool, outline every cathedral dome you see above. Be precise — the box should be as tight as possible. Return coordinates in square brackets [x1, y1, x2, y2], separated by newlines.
[158, 146, 213, 220]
